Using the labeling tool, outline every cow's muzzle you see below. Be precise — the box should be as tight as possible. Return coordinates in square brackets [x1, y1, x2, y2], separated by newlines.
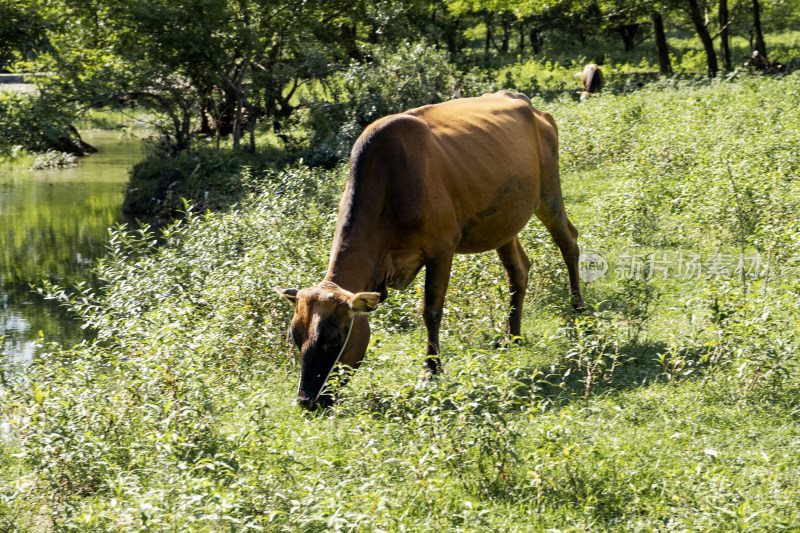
[297, 390, 333, 411]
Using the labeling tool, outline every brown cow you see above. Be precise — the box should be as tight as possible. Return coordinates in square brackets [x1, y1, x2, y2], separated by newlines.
[277, 91, 585, 410]
[579, 63, 604, 101]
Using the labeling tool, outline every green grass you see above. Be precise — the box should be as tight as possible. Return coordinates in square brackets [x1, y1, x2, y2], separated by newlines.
[1, 74, 800, 531]
[0, 104, 152, 171]
[668, 30, 800, 69]
[0, 146, 38, 171]
[75, 108, 155, 133]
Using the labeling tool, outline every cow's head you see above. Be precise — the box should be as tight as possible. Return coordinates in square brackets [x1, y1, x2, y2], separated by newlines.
[276, 282, 380, 410]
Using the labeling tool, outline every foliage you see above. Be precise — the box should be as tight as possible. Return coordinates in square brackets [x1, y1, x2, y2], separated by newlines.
[2, 75, 800, 530]
[29, 150, 77, 169]
[10, 0, 429, 156]
[302, 43, 493, 164]
[0, 91, 82, 155]
[0, 0, 53, 68]
[3, 0, 799, 181]
[122, 146, 281, 223]
[495, 58, 576, 100]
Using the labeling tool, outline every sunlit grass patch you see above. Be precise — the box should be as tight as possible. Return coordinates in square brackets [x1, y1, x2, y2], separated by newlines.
[2, 74, 800, 531]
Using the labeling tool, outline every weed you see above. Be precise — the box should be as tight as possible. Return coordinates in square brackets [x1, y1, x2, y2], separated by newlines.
[2, 74, 800, 531]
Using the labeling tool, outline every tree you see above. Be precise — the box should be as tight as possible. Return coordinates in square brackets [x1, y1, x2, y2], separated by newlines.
[719, 0, 732, 71]
[444, 0, 579, 60]
[681, 0, 720, 77]
[651, 12, 673, 75]
[751, 0, 767, 58]
[595, 0, 651, 53]
[21, 0, 402, 155]
[0, 0, 54, 69]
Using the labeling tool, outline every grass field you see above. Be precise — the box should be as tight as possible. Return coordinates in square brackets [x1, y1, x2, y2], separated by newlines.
[1, 74, 799, 531]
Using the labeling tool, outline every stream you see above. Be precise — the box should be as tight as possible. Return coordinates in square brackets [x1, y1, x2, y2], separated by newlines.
[0, 131, 144, 364]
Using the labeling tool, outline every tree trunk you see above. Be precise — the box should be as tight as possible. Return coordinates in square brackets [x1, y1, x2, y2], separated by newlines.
[443, 15, 462, 55]
[230, 59, 250, 151]
[518, 20, 525, 53]
[499, 12, 514, 53]
[685, 0, 719, 77]
[651, 13, 672, 75]
[484, 10, 493, 55]
[615, 24, 639, 52]
[719, 0, 732, 71]
[198, 100, 211, 136]
[339, 23, 360, 60]
[752, 0, 767, 59]
[232, 95, 242, 151]
[529, 27, 543, 55]
[248, 112, 256, 153]
[217, 91, 236, 137]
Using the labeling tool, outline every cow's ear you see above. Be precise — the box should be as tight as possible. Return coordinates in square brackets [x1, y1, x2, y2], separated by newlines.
[348, 292, 381, 313]
[275, 287, 299, 305]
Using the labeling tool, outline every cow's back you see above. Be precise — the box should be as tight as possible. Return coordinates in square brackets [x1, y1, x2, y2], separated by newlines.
[344, 91, 558, 260]
[405, 91, 558, 252]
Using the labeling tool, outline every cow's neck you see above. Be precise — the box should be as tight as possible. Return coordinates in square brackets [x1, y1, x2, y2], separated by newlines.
[324, 227, 385, 294]
[324, 141, 394, 295]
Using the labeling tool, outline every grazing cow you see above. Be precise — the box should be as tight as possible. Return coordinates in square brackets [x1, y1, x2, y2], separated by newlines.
[580, 63, 604, 101]
[277, 91, 585, 410]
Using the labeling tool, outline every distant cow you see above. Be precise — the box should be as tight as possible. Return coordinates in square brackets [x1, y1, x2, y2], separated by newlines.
[277, 91, 585, 410]
[580, 63, 604, 101]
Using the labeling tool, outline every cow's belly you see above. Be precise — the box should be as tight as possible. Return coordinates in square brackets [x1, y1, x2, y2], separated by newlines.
[454, 180, 535, 253]
[455, 216, 530, 253]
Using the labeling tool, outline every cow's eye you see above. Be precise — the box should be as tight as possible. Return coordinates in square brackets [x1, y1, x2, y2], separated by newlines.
[325, 334, 342, 350]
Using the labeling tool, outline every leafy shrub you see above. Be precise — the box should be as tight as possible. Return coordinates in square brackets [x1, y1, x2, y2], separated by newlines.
[554, 72, 800, 249]
[700, 279, 799, 398]
[3, 74, 800, 531]
[496, 59, 575, 100]
[0, 91, 89, 155]
[122, 147, 278, 222]
[29, 149, 76, 169]
[302, 43, 493, 164]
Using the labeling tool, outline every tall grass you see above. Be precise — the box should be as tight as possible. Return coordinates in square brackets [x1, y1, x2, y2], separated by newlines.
[1, 74, 799, 531]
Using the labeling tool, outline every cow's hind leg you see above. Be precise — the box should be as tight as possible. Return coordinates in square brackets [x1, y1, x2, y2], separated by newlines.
[535, 201, 586, 311]
[422, 254, 454, 374]
[496, 236, 531, 344]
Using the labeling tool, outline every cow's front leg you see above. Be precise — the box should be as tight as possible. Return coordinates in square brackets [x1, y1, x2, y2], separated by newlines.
[422, 254, 453, 374]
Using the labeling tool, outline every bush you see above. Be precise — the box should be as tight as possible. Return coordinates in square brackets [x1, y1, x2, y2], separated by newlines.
[302, 43, 493, 164]
[496, 59, 576, 101]
[122, 147, 279, 223]
[0, 91, 92, 155]
[2, 74, 800, 532]
[29, 149, 76, 169]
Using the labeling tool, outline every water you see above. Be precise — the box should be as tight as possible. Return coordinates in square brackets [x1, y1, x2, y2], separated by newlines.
[0, 131, 144, 363]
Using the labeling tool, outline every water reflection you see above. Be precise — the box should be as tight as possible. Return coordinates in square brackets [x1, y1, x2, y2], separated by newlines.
[0, 131, 144, 362]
